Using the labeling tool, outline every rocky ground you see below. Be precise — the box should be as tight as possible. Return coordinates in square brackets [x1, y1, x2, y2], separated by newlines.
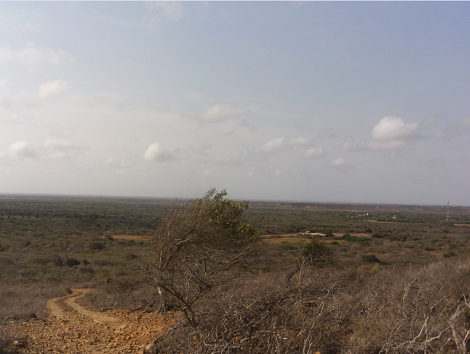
[3, 289, 175, 354]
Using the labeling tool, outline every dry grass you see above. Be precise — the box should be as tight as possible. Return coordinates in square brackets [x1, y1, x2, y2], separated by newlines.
[101, 235, 153, 241]
[147, 255, 470, 354]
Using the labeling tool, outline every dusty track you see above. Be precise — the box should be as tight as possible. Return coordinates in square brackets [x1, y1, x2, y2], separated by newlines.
[46, 289, 125, 327]
[9, 289, 175, 354]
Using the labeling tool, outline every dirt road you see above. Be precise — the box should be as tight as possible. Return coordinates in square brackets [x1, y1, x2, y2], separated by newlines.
[9, 289, 175, 354]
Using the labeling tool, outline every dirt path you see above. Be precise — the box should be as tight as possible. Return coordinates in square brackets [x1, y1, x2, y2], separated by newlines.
[8, 289, 176, 354]
[46, 289, 125, 327]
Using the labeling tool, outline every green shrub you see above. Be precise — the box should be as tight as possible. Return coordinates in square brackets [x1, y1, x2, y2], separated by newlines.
[362, 254, 381, 263]
[89, 242, 106, 251]
[124, 253, 138, 260]
[66, 258, 81, 267]
[260, 265, 271, 273]
[343, 233, 370, 243]
[443, 251, 457, 258]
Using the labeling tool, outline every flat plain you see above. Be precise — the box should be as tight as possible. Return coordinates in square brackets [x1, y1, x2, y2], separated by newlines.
[1, 195, 470, 353]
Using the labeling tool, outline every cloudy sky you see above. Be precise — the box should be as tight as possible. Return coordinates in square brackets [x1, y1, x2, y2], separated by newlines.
[1, 2, 469, 206]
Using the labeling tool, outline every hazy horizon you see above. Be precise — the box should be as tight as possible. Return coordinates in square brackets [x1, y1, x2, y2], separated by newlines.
[1, 2, 469, 206]
[0, 192, 465, 209]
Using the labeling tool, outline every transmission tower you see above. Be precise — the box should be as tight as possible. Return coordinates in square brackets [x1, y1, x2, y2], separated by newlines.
[446, 201, 450, 221]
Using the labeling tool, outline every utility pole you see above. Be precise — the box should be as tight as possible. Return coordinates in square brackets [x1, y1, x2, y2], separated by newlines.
[446, 201, 450, 221]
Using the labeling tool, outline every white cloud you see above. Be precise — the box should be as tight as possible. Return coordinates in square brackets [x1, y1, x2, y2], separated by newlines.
[5, 139, 88, 161]
[255, 137, 285, 153]
[371, 117, 418, 141]
[8, 141, 37, 158]
[0, 42, 73, 66]
[328, 157, 345, 167]
[143, 143, 174, 162]
[291, 137, 311, 146]
[326, 157, 354, 172]
[305, 146, 324, 158]
[191, 104, 249, 123]
[38, 80, 72, 99]
[256, 137, 314, 154]
[368, 116, 418, 150]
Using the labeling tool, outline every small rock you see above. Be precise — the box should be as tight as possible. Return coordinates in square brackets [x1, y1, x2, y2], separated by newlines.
[115, 324, 129, 331]
[14, 340, 26, 347]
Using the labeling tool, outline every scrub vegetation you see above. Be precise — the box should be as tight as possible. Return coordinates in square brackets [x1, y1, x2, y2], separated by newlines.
[0, 193, 470, 353]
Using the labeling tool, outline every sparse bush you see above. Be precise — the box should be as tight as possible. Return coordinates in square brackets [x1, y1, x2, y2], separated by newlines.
[106, 276, 140, 296]
[362, 254, 381, 263]
[94, 259, 118, 267]
[89, 242, 106, 251]
[444, 250, 457, 258]
[343, 233, 370, 243]
[124, 253, 138, 260]
[260, 265, 271, 272]
[51, 254, 63, 267]
[65, 258, 80, 267]
[372, 232, 386, 238]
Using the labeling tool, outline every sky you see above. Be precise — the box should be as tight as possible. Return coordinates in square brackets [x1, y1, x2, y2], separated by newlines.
[0, 2, 469, 206]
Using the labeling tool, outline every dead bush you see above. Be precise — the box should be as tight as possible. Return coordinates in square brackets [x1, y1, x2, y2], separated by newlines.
[81, 279, 160, 312]
[146, 256, 470, 354]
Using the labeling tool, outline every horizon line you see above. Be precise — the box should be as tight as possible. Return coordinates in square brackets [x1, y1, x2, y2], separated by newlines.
[0, 192, 466, 208]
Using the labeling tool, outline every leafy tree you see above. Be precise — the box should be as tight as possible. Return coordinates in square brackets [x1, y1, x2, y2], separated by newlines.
[142, 189, 260, 328]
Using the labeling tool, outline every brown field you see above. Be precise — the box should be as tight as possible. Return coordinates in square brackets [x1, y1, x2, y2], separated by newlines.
[262, 233, 307, 244]
[262, 232, 371, 244]
[454, 223, 470, 227]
